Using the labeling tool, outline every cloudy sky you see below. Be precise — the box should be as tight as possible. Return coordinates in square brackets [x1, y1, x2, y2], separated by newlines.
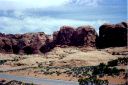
[0, 0, 127, 34]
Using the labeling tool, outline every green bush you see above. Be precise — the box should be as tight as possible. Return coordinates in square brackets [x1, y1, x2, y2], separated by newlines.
[93, 63, 107, 75]
[107, 60, 118, 66]
[107, 57, 128, 67]
[92, 63, 121, 76]
[118, 57, 128, 65]
[111, 67, 120, 75]
[78, 77, 108, 85]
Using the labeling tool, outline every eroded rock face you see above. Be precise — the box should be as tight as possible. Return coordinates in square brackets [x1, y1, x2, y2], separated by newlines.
[40, 35, 55, 53]
[54, 26, 75, 45]
[0, 32, 47, 54]
[97, 22, 127, 48]
[0, 35, 12, 53]
[53, 25, 98, 47]
[73, 26, 98, 47]
[0, 22, 127, 54]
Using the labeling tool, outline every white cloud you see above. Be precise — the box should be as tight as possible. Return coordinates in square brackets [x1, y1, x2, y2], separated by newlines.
[0, 0, 69, 10]
[0, 0, 125, 35]
[0, 15, 108, 34]
[68, 0, 102, 7]
[0, 0, 103, 10]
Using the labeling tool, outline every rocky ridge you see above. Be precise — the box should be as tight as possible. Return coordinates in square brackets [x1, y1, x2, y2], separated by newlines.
[0, 22, 127, 54]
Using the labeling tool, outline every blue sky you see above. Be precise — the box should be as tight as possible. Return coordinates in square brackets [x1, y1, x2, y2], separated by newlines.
[0, 0, 127, 34]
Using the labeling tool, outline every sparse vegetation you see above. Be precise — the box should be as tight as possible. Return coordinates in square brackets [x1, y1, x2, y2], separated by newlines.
[107, 59, 118, 66]
[0, 60, 7, 65]
[92, 63, 121, 76]
[107, 57, 128, 66]
[0, 80, 35, 85]
[78, 77, 108, 85]
[0, 46, 127, 85]
[78, 57, 127, 85]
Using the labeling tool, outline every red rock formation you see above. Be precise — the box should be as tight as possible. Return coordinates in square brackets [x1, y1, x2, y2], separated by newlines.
[53, 25, 97, 47]
[0, 32, 47, 54]
[73, 26, 98, 47]
[97, 22, 127, 48]
[39, 35, 55, 53]
[0, 21, 127, 54]
[54, 26, 75, 45]
[0, 36, 12, 53]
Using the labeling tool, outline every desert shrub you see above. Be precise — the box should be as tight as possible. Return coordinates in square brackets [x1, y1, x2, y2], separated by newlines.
[0, 60, 7, 65]
[15, 63, 24, 66]
[93, 63, 107, 76]
[92, 63, 120, 76]
[118, 57, 128, 65]
[107, 57, 128, 67]
[104, 67, 112, 75]
[78, 77, 108, 85]
[111, 67, 120, 75]
[56, 71, 61, 76]
[119, 69, 125, 72]
[107, 59, 118, 66]
[98, 63, 106, 70]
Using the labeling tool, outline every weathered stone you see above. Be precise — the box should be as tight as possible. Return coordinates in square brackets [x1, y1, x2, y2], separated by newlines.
[0, 22, 127, 54]
[73, 26, 98, 47]
[97, 22, 127, 48]
[54, 26, 75, 45]
[0, 32, 47, 54]
[54, 25, 97, 47]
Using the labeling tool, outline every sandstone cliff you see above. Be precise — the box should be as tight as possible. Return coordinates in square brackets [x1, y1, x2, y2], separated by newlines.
[0, 22, 127, 54]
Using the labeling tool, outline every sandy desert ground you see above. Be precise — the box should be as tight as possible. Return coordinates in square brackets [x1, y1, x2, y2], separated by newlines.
[0, 46, 127, 85]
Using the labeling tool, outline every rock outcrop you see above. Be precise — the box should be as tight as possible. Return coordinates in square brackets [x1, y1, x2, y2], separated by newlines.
[53, 26, 75, 45]
[0, 21, 127, 54]
[0, 32, 47, 54]
[73, 26, 98, 47]
[39, 35, 55, 53]
[97, 22, 127, 48]
[53, 25, 98, 47]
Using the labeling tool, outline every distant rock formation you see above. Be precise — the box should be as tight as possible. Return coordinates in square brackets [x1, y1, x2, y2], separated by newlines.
[53, 25, 98, 47]
[0, 21, 127, 54]
[39, 35, 55, 53]
[97, 22, 127, 48]
[0, 32, 47, 54]
[53, 26, 75, 45]
[73, 26, 98, 47]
